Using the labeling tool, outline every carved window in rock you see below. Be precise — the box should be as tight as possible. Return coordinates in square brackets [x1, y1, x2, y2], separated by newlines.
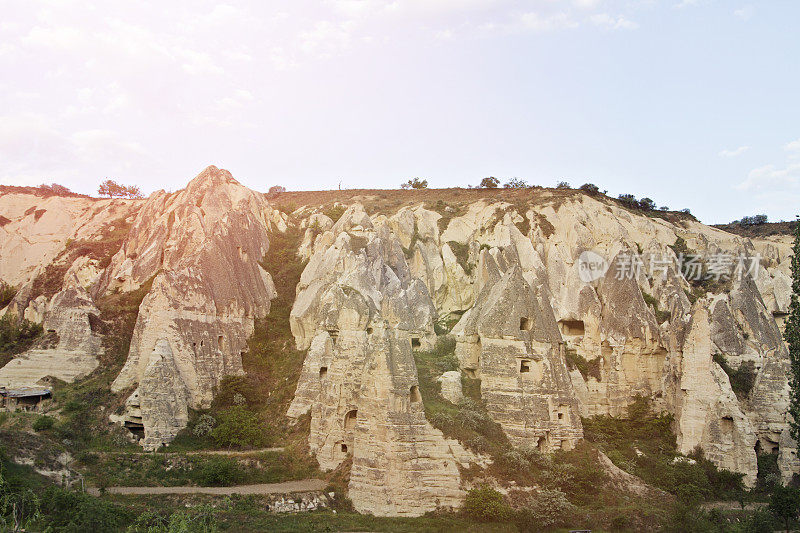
[559, 320, 585, 336]
[344, 409, 358, 430]
[340, 443, 348, 453]
[410, 385, 421, 403]
[556, 405, 570, 424]
[411, 337, 421, 349]
[537, 435, 547, 451]
[520, 360, 532, 373]
[328, 330, 339, 345]
[720, 416, 734, 443]
[520, 317, 532, 331]
[319, 366, 328, 379]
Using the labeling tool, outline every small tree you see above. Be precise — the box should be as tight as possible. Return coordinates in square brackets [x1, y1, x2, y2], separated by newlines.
[786, 217, 800, 445]
[98, 179, 144, 199]
[401, 178, 428, 190]
[638, 197, 656, 211]
[555, 181, 571, 189]
[38, 183, 72, 196]
[578, 183, 600, 195]
[504, 178, 529, 189]
[769, 485, 800, 533]
[479, 177, 499, 189]
[618, 193, 638, 209]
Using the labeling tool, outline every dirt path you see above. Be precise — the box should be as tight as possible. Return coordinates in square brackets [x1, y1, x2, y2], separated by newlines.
[701, 501, 768, 511]
[98, 447, 285, 457]
[88, 478, 327, 497]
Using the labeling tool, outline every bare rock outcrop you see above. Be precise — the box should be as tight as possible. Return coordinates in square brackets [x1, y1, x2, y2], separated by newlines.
[105, 166, 282, 449]
[288, 203, 466, 516]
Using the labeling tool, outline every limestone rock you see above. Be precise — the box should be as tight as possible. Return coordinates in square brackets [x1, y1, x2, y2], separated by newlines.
[106, 166, 281, 448]
[437, 371, 463, 404]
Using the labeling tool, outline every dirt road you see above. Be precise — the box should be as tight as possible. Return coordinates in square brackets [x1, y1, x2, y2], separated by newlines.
[88, 479, 327, 496]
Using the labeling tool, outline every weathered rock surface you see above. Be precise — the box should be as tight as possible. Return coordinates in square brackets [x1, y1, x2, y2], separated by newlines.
[288, 203, 466, 516]
[104, 166, 283, 449]
[0, 281, 101, 387]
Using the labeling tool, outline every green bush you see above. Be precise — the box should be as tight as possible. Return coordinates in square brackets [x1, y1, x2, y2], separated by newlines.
[564, 349, 601, 381]
[32, 415, 54, 432]
[38, 486, 132, 532]
[514, 488, 576, 531]
[713, 354, 756, 400]
[0, 283, 16, 309]
[461, 485, 510, 522]
[192, 457, 242, 487]
[0, 314, 43, 354]
[322, 205, 346, 223]
[211, 406, 267, 449]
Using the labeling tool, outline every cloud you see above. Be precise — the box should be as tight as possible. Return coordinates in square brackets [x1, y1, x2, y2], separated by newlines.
[734, 6, 754, 20]
[737, 162, 800, 191]
[719, 145, 749, 158]
[519, 12, 579, 32]
[590, 13, 639, 30]
[785, 138, 800, 156]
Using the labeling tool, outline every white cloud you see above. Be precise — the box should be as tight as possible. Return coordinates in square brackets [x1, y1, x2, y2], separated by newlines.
[785, 138, 800, 155]
[737, 162, 800, 191]
[719, 145, 749, 158]
[734, 6, 754, 20]
[590, 13, 639, 30]
[519, 12, 579, 32]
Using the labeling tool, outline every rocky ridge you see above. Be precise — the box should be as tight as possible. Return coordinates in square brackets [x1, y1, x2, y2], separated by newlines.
[0, 170, 797, 515]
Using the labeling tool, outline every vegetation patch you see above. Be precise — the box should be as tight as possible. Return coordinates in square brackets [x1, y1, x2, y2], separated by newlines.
[447, 241, 475, 275]
[712, 354, 757, 400]
[583, 396, 744, 503]
[564, 348, 602, 381]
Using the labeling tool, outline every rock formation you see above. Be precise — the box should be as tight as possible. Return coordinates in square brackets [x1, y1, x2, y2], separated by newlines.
[102, 166, 284, 449]
[2, 175, 799, 512]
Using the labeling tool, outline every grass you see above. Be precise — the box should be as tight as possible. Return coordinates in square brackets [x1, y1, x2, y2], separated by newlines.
[447, 241, 475, 275]
[582, 396, 745, 504]
[413, 337, 508, 455]
[79, 449, 318, 488]
[713, 354, 757, 401]
[564, 348, 601, 381]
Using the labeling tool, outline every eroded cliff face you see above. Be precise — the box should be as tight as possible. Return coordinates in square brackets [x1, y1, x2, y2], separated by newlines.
[287, 205, 467, 516]
[102, 166, 285, 449]
[289, 191, 796, 494]
[1, 176, 798, 515]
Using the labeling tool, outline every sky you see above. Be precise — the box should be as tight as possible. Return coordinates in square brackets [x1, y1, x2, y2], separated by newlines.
[1, 0, 799, 224]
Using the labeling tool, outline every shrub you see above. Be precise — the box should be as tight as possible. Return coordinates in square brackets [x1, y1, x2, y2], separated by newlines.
[461, 485, 510, 522]
[503, 178, 529, 188]
[479, 177, 499, 189]
[564, 349, 602, 381]
[267, 185, 286, 196]
[38, 486, 132, 532]
[401, 178, 428, 189]
[97, 179, 144, 199]
[211, 406, 267, 449]
[618, 193, 638, 209]
[0, 283, 15, 309]
[322, 205, 346, 223]
[32, 416, 55, 432]
[514, 488, 576, 531]
[638, 197, 656, 210]
[578, 183, 600, 195]
[192, 457, 242, 487]
[769, 485, 800, 532]
[192, 414, 216, 438]
[0, 315, 43, 355]
[555, 181, 571, 189]
[712, 354, 756, 399]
